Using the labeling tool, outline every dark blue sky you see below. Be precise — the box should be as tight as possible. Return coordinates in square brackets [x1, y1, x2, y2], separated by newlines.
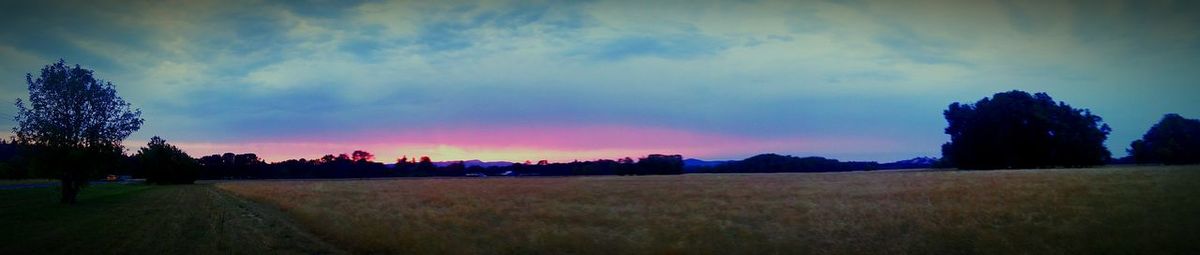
[1, 0, 1198, 162]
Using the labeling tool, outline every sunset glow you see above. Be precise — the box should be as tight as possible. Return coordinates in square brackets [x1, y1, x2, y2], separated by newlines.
[159, 125, 905, 162]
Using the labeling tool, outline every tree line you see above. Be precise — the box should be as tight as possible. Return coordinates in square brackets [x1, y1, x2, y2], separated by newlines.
[192, 152, 687, 179]
[940, 90, 1199, 169]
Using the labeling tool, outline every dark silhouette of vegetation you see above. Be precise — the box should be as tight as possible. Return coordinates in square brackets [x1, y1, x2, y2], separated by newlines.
[198, 153, 270, 179]
[1129, 114, 1200, 165]
[197, 152, 390, 179]
[415, 156, 437, 176]
[941, 90, 1111, 170]
[500, 155, 680, 176]
[136, 136, 200, 184]
[0, 139, 32, 179]
[182, 151, 689, 179]
[633, 154, 685, 175]
[351, 150, 374, 162]
[10, 60, 143, 203]
[696, 153, 881, 173]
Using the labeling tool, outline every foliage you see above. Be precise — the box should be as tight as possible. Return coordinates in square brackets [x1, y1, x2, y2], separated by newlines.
[187, 151, 688, 179]
[633, 154, 684, 175]
[351, 150, 374, 162]
[706, 153, 879, 173]
[198, 153, 268, 179]
[199, 152, 389, 179]
[1129, 114, 1200, 165]
[0, 140, 31, 179]
[942, 90, 1110, 170]
[136, 136, 200, 184]
[10, 59, 143, 203]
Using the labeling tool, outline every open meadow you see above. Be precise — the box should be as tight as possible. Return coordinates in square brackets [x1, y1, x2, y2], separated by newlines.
[217, 165, 1200, 254]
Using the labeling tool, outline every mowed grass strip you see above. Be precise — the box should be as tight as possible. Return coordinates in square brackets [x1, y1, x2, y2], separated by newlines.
[0, 184, 342, 255]
[219, 166, 1200, 254]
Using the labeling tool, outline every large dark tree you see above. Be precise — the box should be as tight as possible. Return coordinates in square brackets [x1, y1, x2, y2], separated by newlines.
[1129, 114, 1200, 165]
[11, 60, 143, 203]
[942, 90, 1110, 170]
[137, 136, 200, 184]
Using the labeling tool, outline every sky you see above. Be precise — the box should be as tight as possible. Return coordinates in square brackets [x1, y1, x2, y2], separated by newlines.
[1, 0, 1198, 163]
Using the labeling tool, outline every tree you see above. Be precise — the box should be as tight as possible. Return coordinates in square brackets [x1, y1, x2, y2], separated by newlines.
[1129, 114, 1200, 165]
[351, 150, 374, 162]
[415, 156, 436, 176]
[635, 154, 684, 175]
[942, 90, 1111, 170]
[443, 161, 466, 176]
[136, 136, 200, 184]
[11, 60, 143, 204]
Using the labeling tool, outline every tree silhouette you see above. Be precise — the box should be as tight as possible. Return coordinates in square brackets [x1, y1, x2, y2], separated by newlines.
[942, 90, 1110, 170]
[415, 156, 436, 176]
[137, 136, 200, 184]
[11, 60, 143, 203]
[0, 139, 32, 179]
[635, 154, 684, 175]
[1129, 114, 1200, 165]
[709, 154, 877, 173]
[351, 150, 374, 162]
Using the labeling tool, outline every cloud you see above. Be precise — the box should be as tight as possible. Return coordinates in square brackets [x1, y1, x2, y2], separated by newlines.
[581, 32, 728, 60]
[874, 26, 968, 65]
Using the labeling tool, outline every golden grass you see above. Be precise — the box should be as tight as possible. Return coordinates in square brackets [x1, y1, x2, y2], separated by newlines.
[217, 166, 1200, 254]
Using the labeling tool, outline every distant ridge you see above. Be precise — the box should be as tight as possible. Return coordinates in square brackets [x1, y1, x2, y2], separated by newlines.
[880, 157, 939, 169]
[683, 158, 732, 168]
[432, 160, 514, 168]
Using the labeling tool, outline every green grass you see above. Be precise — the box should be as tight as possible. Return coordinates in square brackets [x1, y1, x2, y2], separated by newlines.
[219, 165, 1200, 254]
[0, 184, 341, 255]
[0, 178, 58, 186]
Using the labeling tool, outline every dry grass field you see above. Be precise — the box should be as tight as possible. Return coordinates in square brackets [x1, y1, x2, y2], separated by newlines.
[218, 166, 1200, 254]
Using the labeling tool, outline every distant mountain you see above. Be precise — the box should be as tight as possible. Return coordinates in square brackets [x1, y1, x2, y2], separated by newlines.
[683, 158, 732, 168]
[432, 160, 514, 168]
[879, 157, 939, 169]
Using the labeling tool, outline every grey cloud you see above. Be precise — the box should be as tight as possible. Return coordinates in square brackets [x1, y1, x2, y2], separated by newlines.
[576, 31, 729, 61]
[873, 25, 969, 66]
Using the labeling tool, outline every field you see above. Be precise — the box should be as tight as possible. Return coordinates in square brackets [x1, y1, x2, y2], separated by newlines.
[215, 166, 1200, 254]
[0, 184, 340, 254]
[0, 178, 58, 186]
[3, 166, 1197, 254]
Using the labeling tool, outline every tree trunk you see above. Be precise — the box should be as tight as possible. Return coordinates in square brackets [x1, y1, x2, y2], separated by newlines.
[60, 175, 78, 204]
